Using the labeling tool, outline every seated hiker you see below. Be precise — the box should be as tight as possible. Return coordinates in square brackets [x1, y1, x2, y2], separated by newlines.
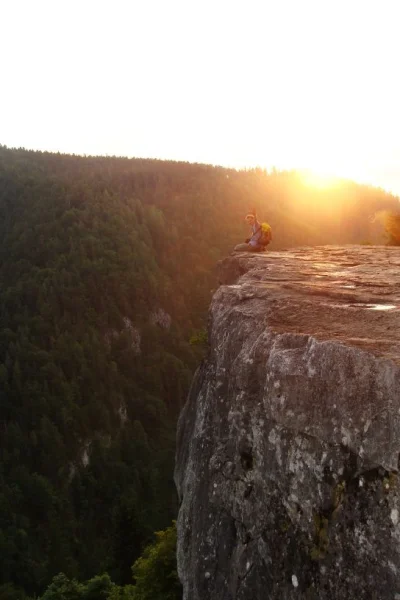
[234, 213, 272, 252]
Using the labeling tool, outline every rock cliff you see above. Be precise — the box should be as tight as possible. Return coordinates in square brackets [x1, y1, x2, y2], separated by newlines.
[175, 245, 400, 600]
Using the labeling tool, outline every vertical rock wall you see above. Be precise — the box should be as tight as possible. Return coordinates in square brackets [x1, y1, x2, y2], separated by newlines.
[175, 247, 400, 600]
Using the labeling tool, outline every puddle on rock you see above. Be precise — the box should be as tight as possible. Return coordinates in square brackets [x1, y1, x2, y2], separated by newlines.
[367, 304, 397, 311]
[330, 302, 397, 311]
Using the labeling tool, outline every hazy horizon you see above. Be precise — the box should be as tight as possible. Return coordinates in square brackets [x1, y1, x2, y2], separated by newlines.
[2, 0, 400, 195]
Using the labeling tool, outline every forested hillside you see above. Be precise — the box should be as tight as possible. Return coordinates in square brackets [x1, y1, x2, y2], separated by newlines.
[0, 145, 399, 598]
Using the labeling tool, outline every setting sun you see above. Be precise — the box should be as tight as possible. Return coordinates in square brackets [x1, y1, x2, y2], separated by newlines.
[299, 168, 346, 189]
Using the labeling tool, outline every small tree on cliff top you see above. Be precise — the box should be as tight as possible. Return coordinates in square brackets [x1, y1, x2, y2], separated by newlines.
[385, 213, 400, 245]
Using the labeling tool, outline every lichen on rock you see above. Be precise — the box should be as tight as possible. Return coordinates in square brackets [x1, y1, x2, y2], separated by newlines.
[175, 246, 400, 600]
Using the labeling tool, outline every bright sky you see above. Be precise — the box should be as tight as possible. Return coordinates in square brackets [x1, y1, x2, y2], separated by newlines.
[1, 0, 400, 195]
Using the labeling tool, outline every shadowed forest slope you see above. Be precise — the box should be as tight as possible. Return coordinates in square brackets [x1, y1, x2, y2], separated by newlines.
[0, 145, 399, 597]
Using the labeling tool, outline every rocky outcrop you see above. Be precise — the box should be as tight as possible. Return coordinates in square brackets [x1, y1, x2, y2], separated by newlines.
[175, 246, 400, 600]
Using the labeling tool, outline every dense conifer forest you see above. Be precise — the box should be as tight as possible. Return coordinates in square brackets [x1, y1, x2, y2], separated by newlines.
[0, 145, 399, 598]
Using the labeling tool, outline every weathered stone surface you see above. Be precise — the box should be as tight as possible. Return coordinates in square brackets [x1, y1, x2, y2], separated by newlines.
[175, 245, 400, 600]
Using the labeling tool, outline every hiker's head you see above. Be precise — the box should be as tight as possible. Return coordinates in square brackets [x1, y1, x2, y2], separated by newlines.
[245, 214, 255, 225]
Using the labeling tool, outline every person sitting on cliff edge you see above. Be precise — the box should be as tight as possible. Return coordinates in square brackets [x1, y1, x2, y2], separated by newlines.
[234, 211, 272, 252]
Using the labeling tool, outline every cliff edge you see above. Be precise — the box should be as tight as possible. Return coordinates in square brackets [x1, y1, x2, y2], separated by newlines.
[175, 245, 400, 600]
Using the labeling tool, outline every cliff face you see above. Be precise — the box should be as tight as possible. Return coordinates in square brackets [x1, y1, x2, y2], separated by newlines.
[175, 246, 400, 600]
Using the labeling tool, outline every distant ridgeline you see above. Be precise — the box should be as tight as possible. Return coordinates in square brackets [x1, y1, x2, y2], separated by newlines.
[0, 145, 399, 598]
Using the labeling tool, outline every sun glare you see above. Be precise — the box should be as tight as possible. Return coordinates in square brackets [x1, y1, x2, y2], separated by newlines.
[300, 169, 341, 189]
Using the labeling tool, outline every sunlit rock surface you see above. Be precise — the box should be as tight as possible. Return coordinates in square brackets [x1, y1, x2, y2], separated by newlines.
[175, 246, 400, 600]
